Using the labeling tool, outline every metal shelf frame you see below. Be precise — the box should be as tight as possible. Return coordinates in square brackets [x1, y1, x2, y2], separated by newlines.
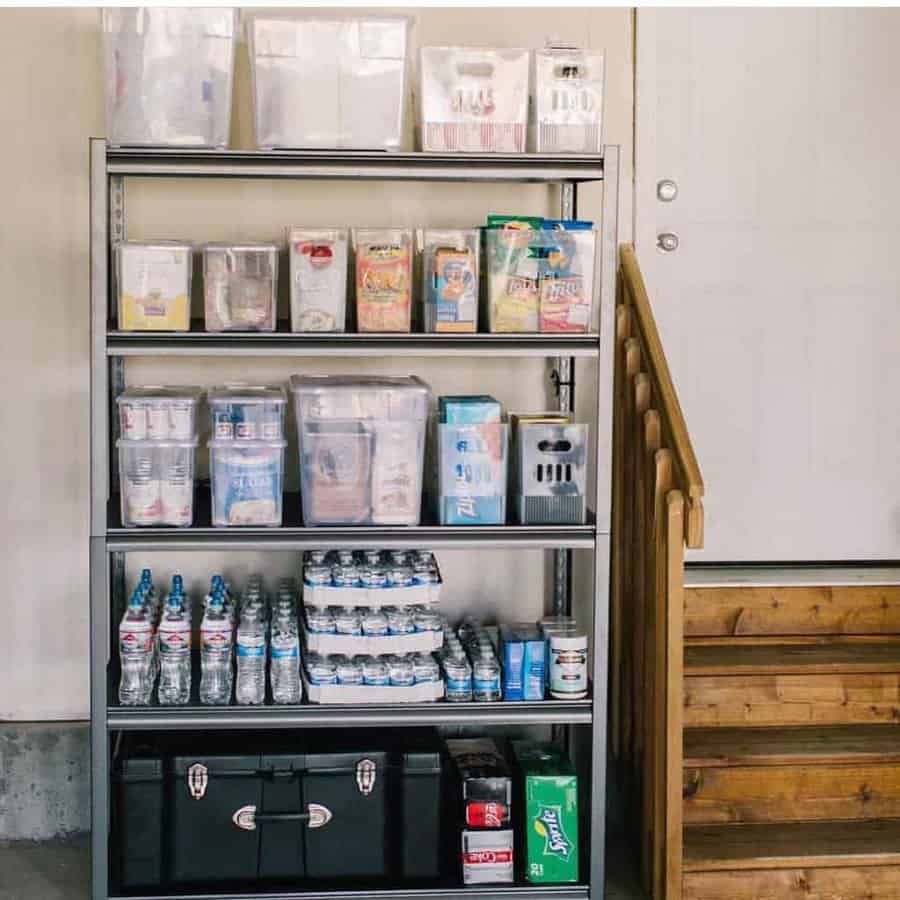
[89, 139, 620, 900]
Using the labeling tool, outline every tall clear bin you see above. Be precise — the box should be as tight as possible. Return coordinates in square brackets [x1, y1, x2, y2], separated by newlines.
[203, 243, 279, 332]
[288, 227, 349, 332]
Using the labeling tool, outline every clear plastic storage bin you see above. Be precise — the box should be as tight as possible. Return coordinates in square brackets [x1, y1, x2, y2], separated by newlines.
[419, 47, 529, 152]
[437, 423, 509, 525]
[533, 46, 605, 154]
[353, 228, 414, 333]
[209, 439, 286, 527]
[288, 228, 349, 332]
[203, 244, 278, 332]
[118, 438, 198, 527]
[290, 375, 431, 526]
[102, 8, 237, 148]
[249, 17, 410, 150]
[117, 241, 193, 332]
[537, 225, 597, 333]
[116, 386, 203, 440]
[419, 229, 479, 333]
[484, 225, 541, 333]
[207, 385, 286, 441]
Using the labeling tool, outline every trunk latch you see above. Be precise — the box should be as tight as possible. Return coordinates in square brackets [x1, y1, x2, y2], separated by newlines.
[187, 763, 208, 800]
[356, 758, 376, 796]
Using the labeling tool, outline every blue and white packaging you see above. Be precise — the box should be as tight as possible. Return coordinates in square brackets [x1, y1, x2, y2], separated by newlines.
[209, 439, 286, 526]
[438, 423, 509, 525]
[500, 624, 547, 700]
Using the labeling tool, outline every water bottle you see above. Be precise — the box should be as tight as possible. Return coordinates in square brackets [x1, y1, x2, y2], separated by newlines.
[119, 592, 154, 705]
[270, 610, 301, 704]
[157, 592, 192, 705]
[235, 606, 266, 705]
[200, 595, 233, 705]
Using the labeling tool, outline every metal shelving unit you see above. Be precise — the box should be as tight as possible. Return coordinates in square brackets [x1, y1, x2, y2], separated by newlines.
[90, 139, 619, 900]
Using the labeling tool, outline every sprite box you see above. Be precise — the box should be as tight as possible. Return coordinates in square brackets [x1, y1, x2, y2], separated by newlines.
[511, 741, 579, 883]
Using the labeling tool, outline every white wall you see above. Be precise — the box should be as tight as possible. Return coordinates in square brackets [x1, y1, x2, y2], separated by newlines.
[0, 7, 634, 720]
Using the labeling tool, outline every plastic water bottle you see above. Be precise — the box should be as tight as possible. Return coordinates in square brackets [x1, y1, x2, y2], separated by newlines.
[270, 609, 301, 704]
[119, 591, 154, 705]
[157, 589, 192, 705]
[200, 594, 233, 705]
[236, 605, 267, 705]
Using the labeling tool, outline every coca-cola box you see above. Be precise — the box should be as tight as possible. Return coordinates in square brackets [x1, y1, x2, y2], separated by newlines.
[446, 737, 512, 830]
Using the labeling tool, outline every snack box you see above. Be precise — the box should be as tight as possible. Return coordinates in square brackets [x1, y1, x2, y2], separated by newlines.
[207, 384, 287, 441]
[117, 386, 203, 441]
[537, 221, 596, 334]
[203, 243, 278, 332]
[419, 228, 479, 333]
[288, 227, 349, 332]
[116, 241, 192, 332]
[353, 228, 414, 333]
[446, 738, 512, 830]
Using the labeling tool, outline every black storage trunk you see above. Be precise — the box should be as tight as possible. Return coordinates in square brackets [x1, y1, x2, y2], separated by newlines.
[114, 745, 165, 890]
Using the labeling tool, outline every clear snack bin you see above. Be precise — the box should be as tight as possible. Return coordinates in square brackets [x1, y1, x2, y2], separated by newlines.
[419, 229, 479, 333]
[537, 224, 597, 333]
[116, 386, 203, 440]
[209, 439, 286, 527]
[419, 47, 529, 152]
[249, 17, 410, 150]
[117, 241, 193, 332]
[438, 423, 509, 525]
[484, 225, 541, 333]
[287, 227, 349, 332]
[203, 244, 279, 332]
[207, 384, 287, 441]
[117, 438, 198, 527]
[533, 46, 605, 154]
[353, 228, 413, 333]
[290, 375, 431, 526]
[102, 8, 237, 148]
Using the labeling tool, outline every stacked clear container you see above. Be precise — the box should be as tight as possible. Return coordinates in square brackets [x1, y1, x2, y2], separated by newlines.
[207, 385, 287, 527]
[249, 17, 410, 150]
[203, 244, 279, 332]
[116, 386, 203, 527]
[102, 8, 238, 148]
[290, 375, 431, 526]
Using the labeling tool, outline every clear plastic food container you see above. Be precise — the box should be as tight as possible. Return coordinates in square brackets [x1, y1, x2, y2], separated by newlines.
[102, 8, 237, 148]
[419, 47, 529, 152]
[203, 243, 279, 332]
[537, 224, 597, 333]
[207, 384, 287, 441]
[419, 229, 480, 333]
[287, 227, 349, 332]
[438, 423, 509, 525]
[249, 17, 410, 150]
[533, 46, 605, 154]
[117, 438, 198, 527]
[353, 228, 413, 333]
[290, 375, 431, 526]
[116, 241, 193, 332]
[484, 225, 541, 333]
[117, 386, 203, 440]
[209, 439, 286, 527]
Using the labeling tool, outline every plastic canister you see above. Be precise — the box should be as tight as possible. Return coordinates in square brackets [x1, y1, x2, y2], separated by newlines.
[548, 632, 588, 699]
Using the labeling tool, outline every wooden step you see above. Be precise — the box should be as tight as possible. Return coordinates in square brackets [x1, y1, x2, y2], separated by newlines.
[684, 866, 900, 900]
[685, 584, 900, 637]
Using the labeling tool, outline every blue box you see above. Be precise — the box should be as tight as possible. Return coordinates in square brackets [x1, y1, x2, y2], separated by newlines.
[439, 395, 503, 425]
[501, 625, 547, 700]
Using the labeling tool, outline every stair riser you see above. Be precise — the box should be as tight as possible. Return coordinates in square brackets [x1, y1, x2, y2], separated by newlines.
[683, 763, 900, 824]
[685, 674, 900, 727]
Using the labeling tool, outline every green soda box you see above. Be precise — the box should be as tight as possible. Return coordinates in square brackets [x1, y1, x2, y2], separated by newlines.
[511, 741, 579, 883]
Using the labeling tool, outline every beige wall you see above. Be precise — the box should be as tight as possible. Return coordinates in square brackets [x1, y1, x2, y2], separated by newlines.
[0, 7, 633, 720]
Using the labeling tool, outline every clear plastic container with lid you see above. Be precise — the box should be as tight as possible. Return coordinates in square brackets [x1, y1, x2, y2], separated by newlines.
[103, 8, 238, 148]
[203, 244, 279, 332]
[117, 438, 198, 527]
[116, 241, 193, 332]
[207, 384, 287, 441]
[116, 386, 203, 441]
[353, 228, 414, 333]
[249, 17, 410, 150]
[287, 227, 349, 333]
[209, 439, 287, 527]
[290, 375, 431, 526]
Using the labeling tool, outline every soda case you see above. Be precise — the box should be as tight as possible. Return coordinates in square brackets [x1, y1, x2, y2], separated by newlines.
[117, 438, 198, 527]
[532, 46, 605, 154]
[117, 386, 203, 441]
[353, 228, 414, 333]
[102, 8, 237, 149]
[511, 741, 580, 884]
[202, 244, 279, 332]
[287, 227, 349, 332]
[112, 730, 445, 889]
[116, 241, 193, 332]
[419, 228, 480, 333]
[249, 17, 410, 150]
[290, 375, 431, 526]
[419, 47, 529, 153]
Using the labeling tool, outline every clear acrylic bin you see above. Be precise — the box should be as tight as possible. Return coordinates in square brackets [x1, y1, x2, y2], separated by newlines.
[209, 439, 286, 527]
[117, 438, 198, 527]
[419, 47, 529, 152]
[117, 386, 203, 441]
[287, 227, 349, 332]
[207, 384, 286, 441]
[419, 229, 479, 333]
[533, 46, 605, 154]
[437, 423, 509, 525]
[103, 8, 237, 148]
[290, 375, 431, 526]
[203, 244, 278, 332]
[249, 17, 410, 150]
[353, 228, 414, 333]
[117, 241, 193, 332]
[537, 226, 597, 333]
[484, 227, 541, 333]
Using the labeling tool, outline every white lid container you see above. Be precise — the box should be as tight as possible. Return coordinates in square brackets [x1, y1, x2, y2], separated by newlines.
[207, 384, 287, 440]
[116, 386, 203, 440]
[287, 227, 349, 333]
[202, 243, 279, 333]
[249, 16, 410, 150]
[103, 8, 238, 148]
[117, 437, 198, 527]
[419, 47, 529, 153]
[116, 241, 193, 332]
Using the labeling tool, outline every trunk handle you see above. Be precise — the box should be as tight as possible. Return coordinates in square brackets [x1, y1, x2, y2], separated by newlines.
[232, 803, 332, 831]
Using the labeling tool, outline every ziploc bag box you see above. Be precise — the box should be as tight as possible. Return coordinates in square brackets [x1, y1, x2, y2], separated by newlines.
[500, 625, 546, 701]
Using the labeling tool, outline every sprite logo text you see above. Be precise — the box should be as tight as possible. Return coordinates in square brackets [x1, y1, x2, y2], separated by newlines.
[534, 806, 573, 859]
